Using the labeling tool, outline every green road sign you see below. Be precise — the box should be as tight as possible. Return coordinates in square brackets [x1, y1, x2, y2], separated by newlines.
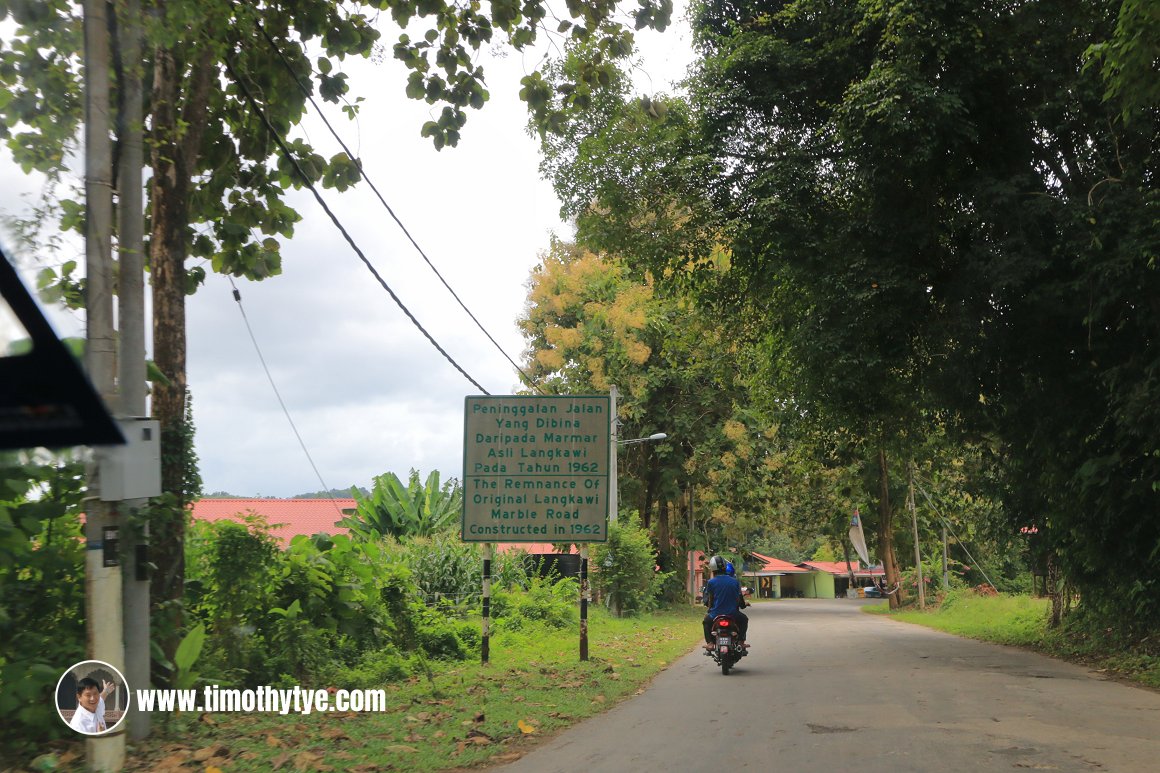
[463, 395, 610, 542]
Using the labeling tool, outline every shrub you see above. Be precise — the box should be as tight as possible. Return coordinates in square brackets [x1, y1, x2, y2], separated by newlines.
[0, 457, 87, 758]
[324, 646, 412, 689]
[398, 531, 482, 604]
[492, 575, 578, 631]
[591, 512, 670, 616]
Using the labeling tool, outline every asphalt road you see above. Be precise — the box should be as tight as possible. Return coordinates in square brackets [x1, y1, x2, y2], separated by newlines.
[489, 599, 1160, 773]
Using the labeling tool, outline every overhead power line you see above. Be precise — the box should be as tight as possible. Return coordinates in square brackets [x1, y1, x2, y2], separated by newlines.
[226, 276, 345, 520]
[221, 52, 490, 395]
[236, 4, 542, 393]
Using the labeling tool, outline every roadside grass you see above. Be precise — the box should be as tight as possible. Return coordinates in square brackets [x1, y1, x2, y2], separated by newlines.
[865, 592, 1160, 689]
[110, 605, 703, 772]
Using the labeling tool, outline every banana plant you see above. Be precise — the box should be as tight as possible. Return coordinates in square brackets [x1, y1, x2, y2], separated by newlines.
[340, 469, 461, 539]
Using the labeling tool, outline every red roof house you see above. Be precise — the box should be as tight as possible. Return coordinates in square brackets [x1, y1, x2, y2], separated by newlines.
[190, 498, 356, 545]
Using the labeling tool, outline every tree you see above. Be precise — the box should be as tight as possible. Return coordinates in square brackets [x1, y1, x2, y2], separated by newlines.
[520, 239, 813, 574]
[340, 469, 461, 539]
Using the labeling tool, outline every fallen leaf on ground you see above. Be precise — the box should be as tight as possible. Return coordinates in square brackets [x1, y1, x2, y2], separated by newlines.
[270, 751, 293, 770]
[192, 744, 229, 762]
[152, 752, 191, 772]
[294, 750, 332, 771]
[384, 745, 418, 753]
[266, 735, 286, 748]
[493, 752, 524, 763]
[517, 719, 537, 734]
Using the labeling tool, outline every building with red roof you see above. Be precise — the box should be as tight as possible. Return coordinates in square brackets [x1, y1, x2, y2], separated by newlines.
[792, 560, 886, 599]
[190, 498, 356, 545]
[746, 551, 810, 599]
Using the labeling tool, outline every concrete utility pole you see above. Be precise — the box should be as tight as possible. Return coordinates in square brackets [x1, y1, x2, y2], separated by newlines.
[116, 0, 150, 742]
[84, 0, 126, 768]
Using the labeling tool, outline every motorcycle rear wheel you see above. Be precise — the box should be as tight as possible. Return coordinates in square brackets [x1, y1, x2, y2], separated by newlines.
[721, 660, 731, 675]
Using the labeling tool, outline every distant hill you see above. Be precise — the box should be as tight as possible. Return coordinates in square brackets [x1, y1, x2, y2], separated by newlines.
[199, 486, 369, 500]
[292, 486, 369, 499]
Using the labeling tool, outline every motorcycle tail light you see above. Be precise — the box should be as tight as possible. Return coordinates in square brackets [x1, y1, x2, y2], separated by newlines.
[718, 620, 730, 627]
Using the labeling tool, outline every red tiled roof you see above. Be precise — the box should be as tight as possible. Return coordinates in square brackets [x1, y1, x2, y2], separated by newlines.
[749, 551, 810, 574]
[495, 542, 579, 554]
[190, 498, 356, 545]
[799, 560, 885, 577]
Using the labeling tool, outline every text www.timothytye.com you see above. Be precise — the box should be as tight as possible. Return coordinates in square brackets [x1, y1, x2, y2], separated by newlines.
[136, 686, 388, 715]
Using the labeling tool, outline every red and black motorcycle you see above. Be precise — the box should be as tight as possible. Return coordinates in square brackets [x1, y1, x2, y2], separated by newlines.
[704, 614, 746, 675]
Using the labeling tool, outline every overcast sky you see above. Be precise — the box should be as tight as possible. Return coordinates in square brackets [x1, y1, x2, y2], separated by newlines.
[1, 9, 694, 497]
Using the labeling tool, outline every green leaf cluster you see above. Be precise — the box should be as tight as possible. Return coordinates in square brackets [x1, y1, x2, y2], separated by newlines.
[341, 468, 462, 540]
[0, 454, 87, 756]
[591, 512, 670, 616]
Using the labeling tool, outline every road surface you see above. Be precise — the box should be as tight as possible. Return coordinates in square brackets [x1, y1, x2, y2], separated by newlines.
[490, 599, 1160, 772]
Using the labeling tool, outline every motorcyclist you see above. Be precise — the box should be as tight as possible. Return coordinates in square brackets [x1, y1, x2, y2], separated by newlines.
[725, 561, 751, 640]
[702, 555, 749, 648]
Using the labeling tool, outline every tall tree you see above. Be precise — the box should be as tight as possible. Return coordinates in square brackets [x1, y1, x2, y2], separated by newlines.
[520, 238, 796, 569]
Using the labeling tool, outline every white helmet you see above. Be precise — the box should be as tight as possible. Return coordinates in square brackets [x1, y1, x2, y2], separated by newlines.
[708, 555, 728, 574]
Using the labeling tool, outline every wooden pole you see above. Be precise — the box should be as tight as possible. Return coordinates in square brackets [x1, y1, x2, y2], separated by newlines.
[481, 543, 492, 664]
[579, 544, 589, 661]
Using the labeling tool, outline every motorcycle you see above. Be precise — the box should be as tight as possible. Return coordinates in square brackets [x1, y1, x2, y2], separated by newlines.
[704, 614, 747, 675]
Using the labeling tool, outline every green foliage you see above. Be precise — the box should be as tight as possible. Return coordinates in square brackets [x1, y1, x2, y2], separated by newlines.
[183, 512, 484, 687]
[591, 513, 670, 617]
[393, 531, 481, 603]
[0, 454, 86, 756]
[492, 575, 579, 631]
[171, 624, 207, 691]
[341, 469, 461, 540]
[751, 533, 808, 564]
[1085, 0, 1160, 123]
[322, 646, 411, 690]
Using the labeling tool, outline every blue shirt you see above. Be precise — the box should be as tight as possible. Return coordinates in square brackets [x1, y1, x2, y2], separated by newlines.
[705, 575, 742, 618]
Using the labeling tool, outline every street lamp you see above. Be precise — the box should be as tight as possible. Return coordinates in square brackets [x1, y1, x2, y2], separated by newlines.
[608, 385, 668, 525]
[619, 432, 669, 445]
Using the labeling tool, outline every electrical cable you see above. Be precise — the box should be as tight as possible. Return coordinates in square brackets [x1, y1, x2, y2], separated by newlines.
[226, 276, 346, 520]
[235, 3, 542, 393]
[222, 52, 490, 395]
[912, 475, 999, 591]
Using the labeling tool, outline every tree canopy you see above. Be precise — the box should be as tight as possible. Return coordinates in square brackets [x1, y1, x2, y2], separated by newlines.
[535, 0, 1159, 629]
